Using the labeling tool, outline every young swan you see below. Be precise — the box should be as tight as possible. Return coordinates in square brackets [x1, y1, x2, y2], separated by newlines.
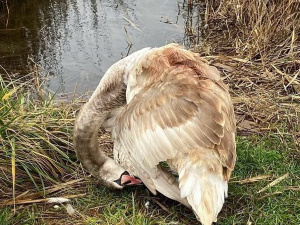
[73, 44, 236, 225]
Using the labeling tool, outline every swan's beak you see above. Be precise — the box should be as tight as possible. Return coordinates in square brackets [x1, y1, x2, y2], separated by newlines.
[113, 171, 142, 186]
[121, 173, 143, 186]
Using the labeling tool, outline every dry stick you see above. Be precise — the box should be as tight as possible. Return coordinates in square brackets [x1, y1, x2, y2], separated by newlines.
[231, 174, 271, 184]
[123, 26, 133, 56]
[272, 64, 300, 93]
[257, 173, 289, 194]
[151, 199, 172, 214]
[10, 139, 16, 214]
[258, 191, 283, 200]
[1, 178, 84, 206]
[5, 0, 9, 28]
[151, 198, 191, 224]
[284, 186, 300, 192]
[123, 16, 142, 33]
[285, 70, 300, 93]
[3, 194, 86, 206]
[0, 64, 10, 76]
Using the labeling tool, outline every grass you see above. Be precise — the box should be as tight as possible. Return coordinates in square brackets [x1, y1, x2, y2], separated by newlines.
[188, 0, 300, 139]
[219, 136, 300, 224]
[0, 134, 299, 224]
[1, 0, 299, 224]
[0, 73, 79, 200]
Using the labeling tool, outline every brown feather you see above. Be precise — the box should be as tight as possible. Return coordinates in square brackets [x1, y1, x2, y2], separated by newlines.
[77, 44, 237, 224]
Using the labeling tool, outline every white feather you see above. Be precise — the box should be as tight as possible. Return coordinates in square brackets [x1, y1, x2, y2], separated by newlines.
[175, 153, 228, 225]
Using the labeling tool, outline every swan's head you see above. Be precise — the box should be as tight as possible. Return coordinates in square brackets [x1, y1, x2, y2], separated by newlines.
[98, 158, 142, 189]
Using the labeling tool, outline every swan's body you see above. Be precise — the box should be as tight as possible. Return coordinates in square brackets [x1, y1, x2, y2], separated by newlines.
[74, 44, 236, 225]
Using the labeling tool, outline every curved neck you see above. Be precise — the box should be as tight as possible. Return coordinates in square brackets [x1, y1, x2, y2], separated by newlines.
[73, 63, 126, 178]
[73, 47, 151, 179]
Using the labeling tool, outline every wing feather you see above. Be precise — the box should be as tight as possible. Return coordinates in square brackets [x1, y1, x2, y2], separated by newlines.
[115, 75, 235, 172]
[112, 46, 236, 189]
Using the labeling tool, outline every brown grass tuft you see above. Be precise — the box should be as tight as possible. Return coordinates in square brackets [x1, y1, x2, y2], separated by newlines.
[187, 0, 299, 148]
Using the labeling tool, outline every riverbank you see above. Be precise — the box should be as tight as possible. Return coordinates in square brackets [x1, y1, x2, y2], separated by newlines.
[1, 0, 299, 224]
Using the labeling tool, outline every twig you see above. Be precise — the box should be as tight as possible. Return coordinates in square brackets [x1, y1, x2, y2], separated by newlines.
[2, 194, 86, 206]
[5, 0, 10, 28]
[258, 191, 283, 200]
[123, 26, 133, 56]
[123, 16, 142, 33]
[231, 174, 271, 184]
[257, 173, 289, 193]
[151, 198, 172, 214]
[1, 178, 84, 206]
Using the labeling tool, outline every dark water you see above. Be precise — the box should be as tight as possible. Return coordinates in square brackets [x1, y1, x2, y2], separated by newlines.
[0, 0, 198, 96]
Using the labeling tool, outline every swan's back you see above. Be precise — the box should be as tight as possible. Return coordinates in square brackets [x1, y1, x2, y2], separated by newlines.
[110, 44, 236, 225]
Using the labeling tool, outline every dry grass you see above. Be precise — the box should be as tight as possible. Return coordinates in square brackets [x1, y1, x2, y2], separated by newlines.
[187, 0, 300, 148]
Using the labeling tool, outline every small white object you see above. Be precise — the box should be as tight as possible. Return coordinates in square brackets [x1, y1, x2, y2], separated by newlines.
[66, 203, 75, 215]
[53, 205, 60, 209]
[145, 201, 150, 209]
[47, 197, 70, 203]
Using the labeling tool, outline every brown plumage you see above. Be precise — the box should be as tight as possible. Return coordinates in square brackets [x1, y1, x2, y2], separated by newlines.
[73, 44, 236, 225]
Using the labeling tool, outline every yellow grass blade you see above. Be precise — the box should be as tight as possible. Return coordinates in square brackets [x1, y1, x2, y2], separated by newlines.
[2, 88, 17, 101]
[10, 139, 16, 213]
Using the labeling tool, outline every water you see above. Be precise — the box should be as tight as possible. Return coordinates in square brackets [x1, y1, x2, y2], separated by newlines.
[0, 0, 193, 96]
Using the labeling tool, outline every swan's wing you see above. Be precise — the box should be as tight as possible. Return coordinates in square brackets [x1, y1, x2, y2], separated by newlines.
[114, 65, 236, 194]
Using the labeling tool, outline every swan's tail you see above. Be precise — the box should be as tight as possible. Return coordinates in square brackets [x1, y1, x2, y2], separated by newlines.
[175, 151, 228, 225]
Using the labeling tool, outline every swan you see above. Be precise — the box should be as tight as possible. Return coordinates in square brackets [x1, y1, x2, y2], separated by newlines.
[73, 44, 236, 225]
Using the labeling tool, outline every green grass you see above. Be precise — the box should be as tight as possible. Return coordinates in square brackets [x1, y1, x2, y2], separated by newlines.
[218, 136, 300, 224]
[1, 133, 299, 225]
[0, 74, 78, 199]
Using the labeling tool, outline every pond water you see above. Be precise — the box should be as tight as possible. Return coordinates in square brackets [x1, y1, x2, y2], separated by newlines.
[0, 0, 199, 96]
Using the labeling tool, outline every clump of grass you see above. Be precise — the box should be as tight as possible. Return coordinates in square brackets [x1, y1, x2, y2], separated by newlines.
[0, 74, 79, 202]
[188, 0, 299, 148]
[203, 0, 299, 60]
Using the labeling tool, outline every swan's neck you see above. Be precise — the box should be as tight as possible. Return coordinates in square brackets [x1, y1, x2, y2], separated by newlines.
[73, 47, 152, 186]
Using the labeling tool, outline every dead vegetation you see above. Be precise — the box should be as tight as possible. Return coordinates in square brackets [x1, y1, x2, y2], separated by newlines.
[186, 0, 299, 148]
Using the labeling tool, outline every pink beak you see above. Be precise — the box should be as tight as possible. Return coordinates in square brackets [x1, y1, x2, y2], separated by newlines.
[121, 174, 143, 186]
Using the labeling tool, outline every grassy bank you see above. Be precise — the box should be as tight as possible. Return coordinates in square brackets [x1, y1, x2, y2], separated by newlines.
[0, 74, 79, 197]
[1, 0, 300, 224]
[1, 127, 299, 224]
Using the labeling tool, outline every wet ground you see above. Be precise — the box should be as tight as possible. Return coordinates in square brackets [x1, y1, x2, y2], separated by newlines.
[0, 0, 198, 96]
